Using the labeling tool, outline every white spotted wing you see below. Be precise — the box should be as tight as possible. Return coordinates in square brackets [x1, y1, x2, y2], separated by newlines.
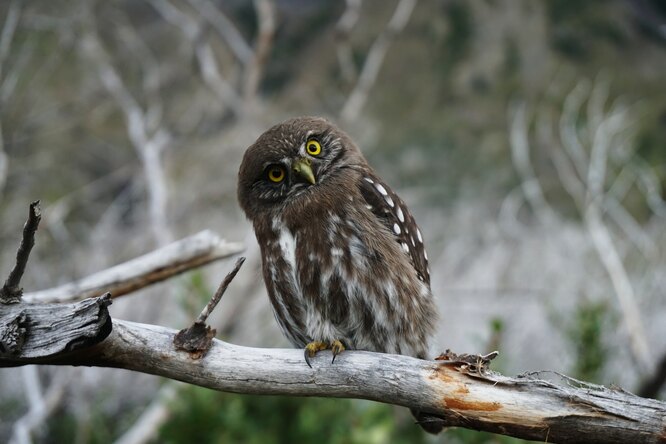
[359, 175, 430, 284]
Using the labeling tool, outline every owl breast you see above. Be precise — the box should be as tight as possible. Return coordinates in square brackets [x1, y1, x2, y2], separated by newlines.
[259, 200, 435, 359]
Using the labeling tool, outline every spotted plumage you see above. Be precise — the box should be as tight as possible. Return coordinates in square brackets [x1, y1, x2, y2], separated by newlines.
[238, 117, 442, 433]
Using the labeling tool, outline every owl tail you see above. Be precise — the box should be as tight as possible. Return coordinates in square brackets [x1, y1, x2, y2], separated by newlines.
[411, 408, 445, 434]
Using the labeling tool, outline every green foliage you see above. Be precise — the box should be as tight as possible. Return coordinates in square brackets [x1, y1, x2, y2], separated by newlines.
[566, 300, 613, 383]
[178, 271, 213, 318]
[157, 386, 540, 444]
[263, 2, 342, 94]
[446, 428, 532, 444]
[157, 388, 425, 444]
[434, 0, 473, 74]
[636, 110, 666, 174]
[547, 0, 628, 59]
[44, 395, 145, 444]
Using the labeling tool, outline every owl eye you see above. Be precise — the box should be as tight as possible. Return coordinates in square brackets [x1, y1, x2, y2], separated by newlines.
[266, 165, 286, 183]
[305, 139, 322, 156]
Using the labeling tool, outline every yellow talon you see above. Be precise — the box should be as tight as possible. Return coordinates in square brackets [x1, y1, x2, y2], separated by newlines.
[304, 341, 328, 368]
[303, 340, 346, 367]
[330, 340, 345, 363]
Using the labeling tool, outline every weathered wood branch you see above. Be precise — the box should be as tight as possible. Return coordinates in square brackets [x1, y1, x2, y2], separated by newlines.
[1, 205, 664, 443]
[1, 315, 664, 443]
[0, 294, 111, 359]
[1, 201, 41, 304]
[23, 230, 244, 304]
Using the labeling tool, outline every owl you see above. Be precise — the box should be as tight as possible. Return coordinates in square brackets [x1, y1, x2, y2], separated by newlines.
[238, 117, 441, 433]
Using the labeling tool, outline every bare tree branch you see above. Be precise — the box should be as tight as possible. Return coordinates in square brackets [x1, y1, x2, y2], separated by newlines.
[1, 202, 664, 443]
[583, 99, 652, 374]
[509, 101, 559, 225]
[0, 294, 112, 359]
[632, 159, 666, 219]
[340, 0, 417, 122]
[148, 0, 244, 114]
[518, 78, 656, 376]
[113, 382, 180, 444]
[559, 80, 590, 179]
[187, 0, 253, 65]
[0, 0, 23, 197]
[1, 317, 663, 444]
[604, 197, 656, 258]
[23, 230, 244, 304]
[10, 371, 69, 444]
[81, 18, 173, 245]
[243, 0, 275, 108]
[335, 0, 362, 84]
[0, 0, 21, 81]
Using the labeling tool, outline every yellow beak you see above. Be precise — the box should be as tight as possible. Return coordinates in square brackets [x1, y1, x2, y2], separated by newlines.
[293, 158, 316, 185]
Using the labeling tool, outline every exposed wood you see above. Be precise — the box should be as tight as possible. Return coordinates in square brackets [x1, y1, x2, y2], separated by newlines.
[2, 318, 664, 443]
[0, 294, 111, 360]
[23, 231, 244, 304]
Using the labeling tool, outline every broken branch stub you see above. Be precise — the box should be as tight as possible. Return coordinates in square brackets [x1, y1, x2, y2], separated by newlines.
[173, 257, 246, 359]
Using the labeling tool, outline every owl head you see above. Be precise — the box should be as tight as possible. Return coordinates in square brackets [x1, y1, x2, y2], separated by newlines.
[238, 116, 366, 221]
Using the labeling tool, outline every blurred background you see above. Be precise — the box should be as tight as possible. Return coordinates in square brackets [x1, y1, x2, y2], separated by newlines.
[1, 0, 665, 442]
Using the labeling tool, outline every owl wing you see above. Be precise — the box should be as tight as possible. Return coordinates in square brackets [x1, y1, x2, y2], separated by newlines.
[358, 175, 430, 285]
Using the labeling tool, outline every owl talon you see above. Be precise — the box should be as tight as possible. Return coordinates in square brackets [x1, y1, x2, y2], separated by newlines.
[330, 340, 345, 364]
[304, 341, 328, 368]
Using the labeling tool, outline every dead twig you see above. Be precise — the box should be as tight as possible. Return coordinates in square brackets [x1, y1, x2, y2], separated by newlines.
[1, 201, 41, 304]
[196, 256, 246, 324]
[173, 257, 246, 359]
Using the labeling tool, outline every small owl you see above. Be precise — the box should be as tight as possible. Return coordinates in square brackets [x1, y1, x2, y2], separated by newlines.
[238, 117, 441, 433]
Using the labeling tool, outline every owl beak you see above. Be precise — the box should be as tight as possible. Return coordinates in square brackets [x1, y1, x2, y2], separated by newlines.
[293, 158, 316, 185]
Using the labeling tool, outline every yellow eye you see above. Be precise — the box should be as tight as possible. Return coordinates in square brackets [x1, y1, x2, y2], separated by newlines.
[306, 139, 322, 156]
[267, 166, 285, 183]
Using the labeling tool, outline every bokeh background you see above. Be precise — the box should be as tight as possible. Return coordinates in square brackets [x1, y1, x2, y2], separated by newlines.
[1, 0, 665, 442]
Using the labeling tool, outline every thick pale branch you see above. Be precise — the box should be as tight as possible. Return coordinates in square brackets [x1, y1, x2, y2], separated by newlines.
[23, 231, 244, 304]
[2, 318, 662, 443]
